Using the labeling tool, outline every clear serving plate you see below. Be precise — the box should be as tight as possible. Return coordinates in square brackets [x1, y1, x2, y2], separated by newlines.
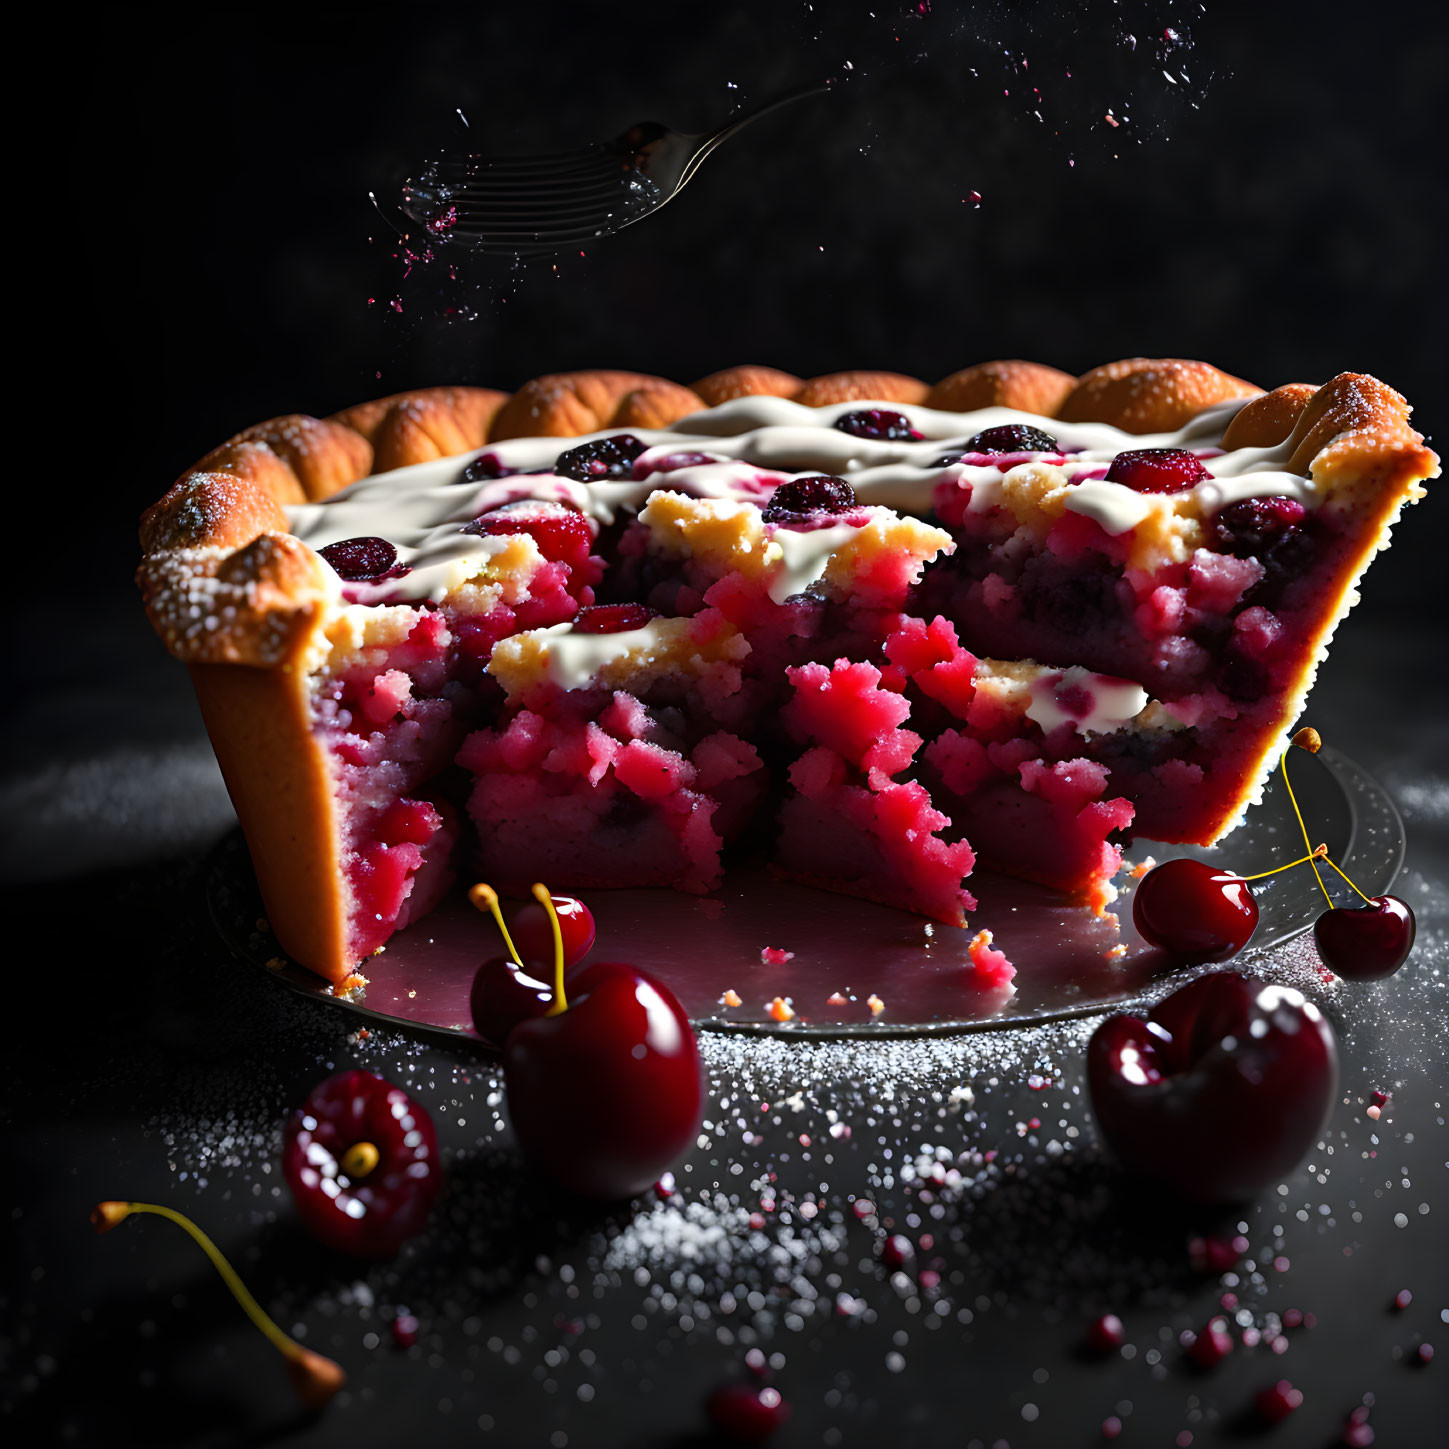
[207, 745, 1403, 1041]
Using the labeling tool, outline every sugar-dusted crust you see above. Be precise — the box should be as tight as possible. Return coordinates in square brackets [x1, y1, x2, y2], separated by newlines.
[330, 386, 507, 472]
[792, 370, 929, 407]
[1196, 373, 1439, 842]
[927, 360, 1076, 417]
[1059, 358, 1261, 433]
[692, 365, 802, 407]
[137, 358, 1438, 982]
[1220, 383, 1319, 450]
[489, 370, 701, 440]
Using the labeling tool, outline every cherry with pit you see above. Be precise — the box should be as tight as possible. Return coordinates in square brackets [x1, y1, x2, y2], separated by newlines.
[1088, 970, 1338, 1202]
[281, 1069, 442, 1256]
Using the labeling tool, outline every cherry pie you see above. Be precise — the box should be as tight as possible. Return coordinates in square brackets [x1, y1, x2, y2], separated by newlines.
[138, 361, 1437, 985]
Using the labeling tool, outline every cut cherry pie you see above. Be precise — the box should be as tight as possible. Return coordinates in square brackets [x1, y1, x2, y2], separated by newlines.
[138, 360, 1438, 985]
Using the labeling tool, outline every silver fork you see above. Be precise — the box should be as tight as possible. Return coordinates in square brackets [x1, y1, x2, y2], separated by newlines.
[400, 81, 833, 254]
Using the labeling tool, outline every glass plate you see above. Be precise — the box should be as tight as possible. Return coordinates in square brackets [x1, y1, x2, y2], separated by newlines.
[207, 745, 1403, 1040]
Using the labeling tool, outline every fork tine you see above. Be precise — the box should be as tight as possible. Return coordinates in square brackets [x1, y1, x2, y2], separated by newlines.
[440, 182, 654, 212]
[436, 179, 644, 207]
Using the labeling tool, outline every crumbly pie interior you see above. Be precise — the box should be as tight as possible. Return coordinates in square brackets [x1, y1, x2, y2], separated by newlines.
[138, 361, 1439, 985]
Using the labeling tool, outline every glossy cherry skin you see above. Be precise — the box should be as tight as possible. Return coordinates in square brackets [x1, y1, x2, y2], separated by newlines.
[1088, 971, 1338, 1202]
[318, 536, 411, 583]
[510, 893, 597, 969]
[470, 956, 626, 1048]
[965, 423, 1059, 454]
[832, 408, 922, 442]
[1314, 895, 1415, 980]
[503, 964, 703, 1200]
[573, 603, 659, 634]
[1105, 447, 1210, 494]
[1132, 858, 1259, 962]
[761, 475, 858, 521]
[281, 1070, 441, 1255]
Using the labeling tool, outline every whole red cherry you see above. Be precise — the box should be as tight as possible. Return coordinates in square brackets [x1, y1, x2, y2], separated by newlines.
[510, 893, 596, 969]
[1314, 895, 1415, 980]
[503, 963, 703, 1200]
[1087, 971, 1338, 1202]
[1132, 858, 1259, 962]
[282, 1070, 441, 1255]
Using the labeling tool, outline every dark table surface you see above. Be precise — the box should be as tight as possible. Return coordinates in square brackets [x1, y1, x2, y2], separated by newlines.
[3, 598, 1446, 1449]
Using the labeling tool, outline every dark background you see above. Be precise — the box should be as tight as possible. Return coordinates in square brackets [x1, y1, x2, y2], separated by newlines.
[31, 0, 1447, 616]
[8, 4, 1448, 1447]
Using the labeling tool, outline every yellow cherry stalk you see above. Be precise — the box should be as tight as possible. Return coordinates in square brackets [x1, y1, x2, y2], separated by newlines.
[91, 1200, 344, 1410]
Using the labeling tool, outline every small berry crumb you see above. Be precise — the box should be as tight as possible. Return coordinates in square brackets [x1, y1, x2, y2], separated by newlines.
[1127, 855, 1157, 879]
[1105, 943, 1128, 960]
[967, 929, 1016, 988]
[760, 946, 795, 965]
[866, 994, 885, 1016]
[768, 996, 795, 1022]
[826, 991, 849, 1006]
[720, 989, 742, 1008]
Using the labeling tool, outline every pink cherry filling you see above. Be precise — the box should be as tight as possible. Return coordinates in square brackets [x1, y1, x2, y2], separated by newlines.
[310, 514, 599, 964]
[919, 446, 1338, 843]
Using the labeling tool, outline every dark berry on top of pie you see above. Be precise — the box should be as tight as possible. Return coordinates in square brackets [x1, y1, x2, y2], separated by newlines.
[138, 361, 1439, 984]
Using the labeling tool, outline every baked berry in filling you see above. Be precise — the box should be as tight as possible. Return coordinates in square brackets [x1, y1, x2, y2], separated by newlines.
[138, 364, 1437, 982]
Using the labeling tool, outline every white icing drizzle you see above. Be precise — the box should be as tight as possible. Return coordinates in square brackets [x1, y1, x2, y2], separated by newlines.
[285, 389, 1321, 600]
[766, 524, 863, 605]
[1025, 666, 1150, 737]
[1062, 480, 1158, 537]
[513, 620, 676, 692]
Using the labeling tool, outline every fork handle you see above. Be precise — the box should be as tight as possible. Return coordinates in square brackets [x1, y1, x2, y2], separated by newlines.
[685, 80, 834, 179]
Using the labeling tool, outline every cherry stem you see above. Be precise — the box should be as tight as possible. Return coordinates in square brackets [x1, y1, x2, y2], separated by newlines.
[1242, 845, 1328, 882]
[1280, 748, 1333, 909]
[1318, 852, 1377, 908]
[90, 1201, 335, 1374]
[532, 883, 567, 1016]
[468, 883, 522, 967]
